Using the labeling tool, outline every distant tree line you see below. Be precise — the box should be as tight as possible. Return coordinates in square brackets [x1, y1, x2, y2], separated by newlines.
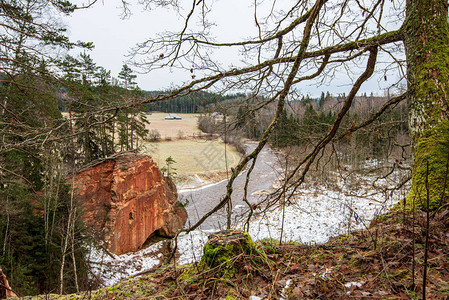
[271, 98, 408, 159]
[145, 91, 245, 114]
[200, 93, 409, 162]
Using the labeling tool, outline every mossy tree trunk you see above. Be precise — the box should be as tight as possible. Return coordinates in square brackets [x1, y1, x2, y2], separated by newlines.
[405, 0, 449, 209]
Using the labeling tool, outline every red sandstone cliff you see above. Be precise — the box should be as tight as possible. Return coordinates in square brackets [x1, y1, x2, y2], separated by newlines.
[74, 153, 187, 255]
[0, 267, 17, 298]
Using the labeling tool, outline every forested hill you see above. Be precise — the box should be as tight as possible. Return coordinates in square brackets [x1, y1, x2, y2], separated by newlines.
[144, 90, 245, 113]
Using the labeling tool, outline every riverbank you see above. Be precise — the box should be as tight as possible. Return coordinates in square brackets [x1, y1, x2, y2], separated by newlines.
[28, 205, 449, 299]
[85, 142, 410, 287]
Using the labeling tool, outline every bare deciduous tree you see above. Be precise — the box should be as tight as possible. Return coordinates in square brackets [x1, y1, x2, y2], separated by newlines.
[117, 0, 448, 231]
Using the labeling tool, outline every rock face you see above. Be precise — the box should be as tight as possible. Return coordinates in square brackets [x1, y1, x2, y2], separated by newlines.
[74, 153, 187, 255]
[0, 267, 17, 298]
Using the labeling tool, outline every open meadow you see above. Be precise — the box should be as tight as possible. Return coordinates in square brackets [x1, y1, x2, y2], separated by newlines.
[143, 113, 241, 178]
[144, 112, 202, 139]
[142, 139, 241, 175]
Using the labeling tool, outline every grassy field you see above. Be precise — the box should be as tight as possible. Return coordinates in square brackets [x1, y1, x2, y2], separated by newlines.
[64, 111, 240, 177]
[142, 113, 243, 179]
[63, 112, 201, 140]
[142, 139, 241, 175]
[144, 113, 202, 139]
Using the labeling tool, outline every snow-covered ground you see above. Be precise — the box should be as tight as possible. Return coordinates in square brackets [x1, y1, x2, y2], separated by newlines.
[88, 243, 163, 287]
[246, 181, 399, 244]
[88, 161, 410, 287]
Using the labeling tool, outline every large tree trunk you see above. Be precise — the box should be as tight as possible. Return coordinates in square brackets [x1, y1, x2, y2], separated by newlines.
[405, 0, 449, 209]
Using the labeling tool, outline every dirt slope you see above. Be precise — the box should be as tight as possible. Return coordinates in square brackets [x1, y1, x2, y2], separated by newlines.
[24, 205, 449, 299]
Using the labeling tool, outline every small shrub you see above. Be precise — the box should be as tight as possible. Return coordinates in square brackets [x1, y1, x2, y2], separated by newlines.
[148, 129, 161, 142]
[177, 129, 185, 139]
[198, 116, 217, 134]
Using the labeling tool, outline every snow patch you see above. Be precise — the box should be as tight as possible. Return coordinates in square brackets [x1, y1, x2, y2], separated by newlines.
[245, 186, 396, 244]
[244, 168, 406, 244]
[280, 279, 292, 300]
[345, 281, 363, 288]
[175, 229, 217, 265]
[88, 243, 162, 287]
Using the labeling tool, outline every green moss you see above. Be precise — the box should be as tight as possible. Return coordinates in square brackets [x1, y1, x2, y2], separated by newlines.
[407, 121, 449, 210]
[335, 234, 352, 244]
[374, 214, 390, 221]
[202, 231, 254, 267]
[201, 230, 255, 276]
[178, 263, 200, 284]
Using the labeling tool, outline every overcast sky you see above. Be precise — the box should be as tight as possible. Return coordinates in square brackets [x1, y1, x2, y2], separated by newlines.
[64, 0, 404, 97]
[64, 0, 181, 89]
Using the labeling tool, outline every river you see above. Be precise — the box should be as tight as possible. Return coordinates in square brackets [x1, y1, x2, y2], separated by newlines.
[178, 140, 283, 230]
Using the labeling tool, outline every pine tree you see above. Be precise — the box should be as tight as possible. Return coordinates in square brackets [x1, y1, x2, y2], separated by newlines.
[0, 0, 90, 294]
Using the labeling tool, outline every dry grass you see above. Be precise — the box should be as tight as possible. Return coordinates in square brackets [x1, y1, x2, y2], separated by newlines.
[63, 112, 202, 139]
[144, 113, 202, 139]
[142, 139, 241, 174]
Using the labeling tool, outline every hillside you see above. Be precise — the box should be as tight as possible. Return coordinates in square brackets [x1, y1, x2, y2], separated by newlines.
[22, 206, 449, 299]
